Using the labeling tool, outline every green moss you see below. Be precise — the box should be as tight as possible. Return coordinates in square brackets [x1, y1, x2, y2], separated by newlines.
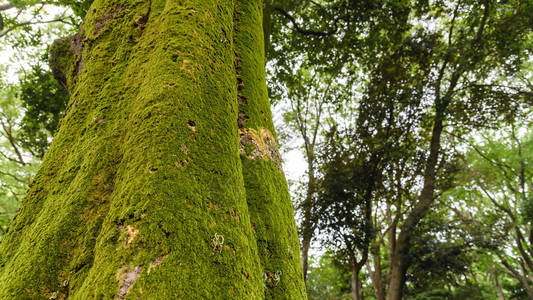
[0, 0, 305, 298]
[49, 35, 75, 91]
[234, 0, 307, 299]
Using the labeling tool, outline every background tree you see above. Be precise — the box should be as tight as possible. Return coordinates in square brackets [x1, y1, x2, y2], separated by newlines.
[0, 5, 73, 238]
[301, 1, 533, 299]
[305, 253, 351, 300]
[447, 123, 533, 297]
[267, 0, 413, 282]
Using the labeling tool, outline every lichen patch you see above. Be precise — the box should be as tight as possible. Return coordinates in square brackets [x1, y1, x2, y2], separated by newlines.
[94, 5, 126, 36]
[181, 59, 197, 75]
[239, 127, 283, 171]
[262, 131, 283, 172]
[147, 253, 169, 274]
[124, 225, 139, 247]
[71, 31, 84, 56]
[117, 266, 142, 299]
[239, 129, 262, 159]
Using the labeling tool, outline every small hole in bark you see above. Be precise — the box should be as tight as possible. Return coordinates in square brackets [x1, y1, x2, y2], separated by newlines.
[242, 269, 250, 281]
[187, 120, 196, 131]
[237, 112, 249, 128]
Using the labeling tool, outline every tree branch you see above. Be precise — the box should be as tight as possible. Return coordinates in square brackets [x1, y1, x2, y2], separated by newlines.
[0, 2, 14, 12]
[475, 0, 490, 43]
[0, 117, 26, 165]
[0, 8, 71, 39]
[272, 6, 338, 37]
[0, 170, 26, 184]
[482, 1, 523, 44]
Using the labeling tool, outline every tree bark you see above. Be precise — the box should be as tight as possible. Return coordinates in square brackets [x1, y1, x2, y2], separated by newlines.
[387, 252, 406, 300]
[301, 231, 312, 281]
[0, 0, 306, 298]
[235, 0, 306, 297]
[347, 244, 367, 300]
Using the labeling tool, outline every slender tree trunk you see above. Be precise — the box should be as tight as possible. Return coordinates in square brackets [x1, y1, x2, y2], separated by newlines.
[0, 0, 306, 298]
[489, 265, 506, 300]
[300, 157, 316, 281]
[347, 244, 367, 300]
[301, 232, 312, 281]
[367, 253, 385, 300]
[351, 264, 362, 300]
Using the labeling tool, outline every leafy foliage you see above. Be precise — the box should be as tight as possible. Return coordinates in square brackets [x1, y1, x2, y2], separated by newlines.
[0, 74, 40, 238]
[305, 254, 351, 300]
[272, 0, 533, 298]
[0, 1, 77, 239]
[18, 62, 68, 158]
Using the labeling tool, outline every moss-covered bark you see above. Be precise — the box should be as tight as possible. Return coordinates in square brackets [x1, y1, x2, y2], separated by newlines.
[0, 0, 305, 299]
[234, 0, 306, 299]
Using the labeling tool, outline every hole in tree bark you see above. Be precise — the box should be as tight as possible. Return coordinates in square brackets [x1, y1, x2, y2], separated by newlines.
[187, 120, 196, 131]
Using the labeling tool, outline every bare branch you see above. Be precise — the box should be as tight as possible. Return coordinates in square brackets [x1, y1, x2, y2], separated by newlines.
[272, 6, 338, 37]
[0, 170, 26, 184]
[0, 2, 14, 12]
[0, 8, 72, 39]
[0, 118, 26, 165]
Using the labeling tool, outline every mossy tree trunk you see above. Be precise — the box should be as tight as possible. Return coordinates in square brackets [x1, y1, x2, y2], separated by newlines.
[0, 0, 306, 299]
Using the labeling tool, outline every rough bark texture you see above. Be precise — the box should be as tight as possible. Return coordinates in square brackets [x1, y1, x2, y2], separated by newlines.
[234, 0, 306, 298]
[0, 0, 306, 299]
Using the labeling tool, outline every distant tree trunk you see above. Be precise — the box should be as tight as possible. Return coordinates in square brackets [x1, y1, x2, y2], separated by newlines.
[301, 231, 312, 281]
[300, 157, 316, 281]
[351, 264, 362, 300]
[291, 81, 327, 282]
[0, 0, 306, 298]
[489, 265, 506, 300]
[347, 245, 367, 300]
[367, 253, 385, 300]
